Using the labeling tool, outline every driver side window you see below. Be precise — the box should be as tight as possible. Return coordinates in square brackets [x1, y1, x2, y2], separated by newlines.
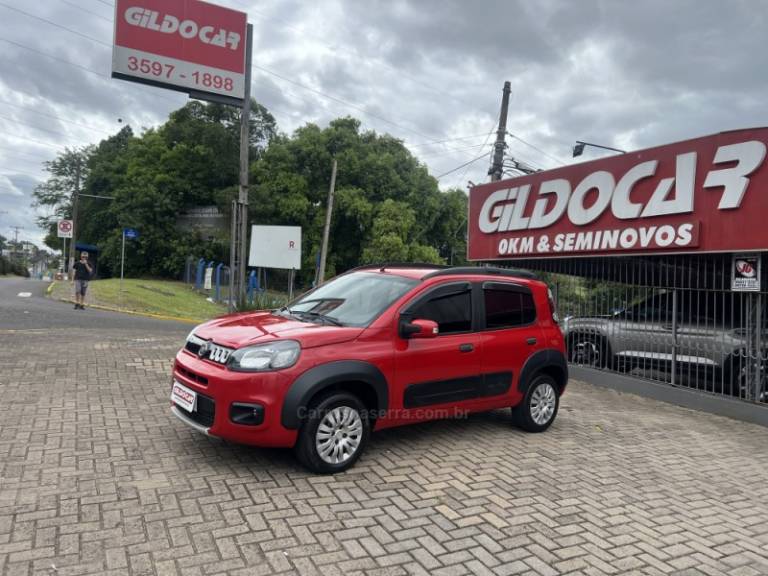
[409, 287, 472, 335]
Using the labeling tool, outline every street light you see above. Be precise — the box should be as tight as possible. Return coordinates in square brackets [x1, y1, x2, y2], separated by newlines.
[573, 141, 626, 157]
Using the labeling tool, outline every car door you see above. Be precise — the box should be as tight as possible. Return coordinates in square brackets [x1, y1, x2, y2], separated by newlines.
[477, 281, 544, 406]
[613, 291, 676, 369]
[393, 281, 482, 417]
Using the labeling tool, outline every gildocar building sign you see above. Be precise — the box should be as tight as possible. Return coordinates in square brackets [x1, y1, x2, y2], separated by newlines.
[112, 0, 247, 104]
[468, 128, 768, 260]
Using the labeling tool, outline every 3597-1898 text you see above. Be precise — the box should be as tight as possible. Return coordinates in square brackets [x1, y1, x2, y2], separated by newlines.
[126, 56, 234, 92]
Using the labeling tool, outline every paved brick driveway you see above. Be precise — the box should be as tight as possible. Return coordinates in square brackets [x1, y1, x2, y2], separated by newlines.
[1, 326, 767, 576]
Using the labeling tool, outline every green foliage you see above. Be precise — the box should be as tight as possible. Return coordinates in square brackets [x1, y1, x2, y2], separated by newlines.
[32, 103, 468, 284]
[34, 100, 276, 278]
[252, 117, 468, 283]
[0, 255, 29, 277]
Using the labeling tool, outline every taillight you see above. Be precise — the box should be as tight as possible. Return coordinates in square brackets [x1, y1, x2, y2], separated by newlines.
[547, 288, 560, 324]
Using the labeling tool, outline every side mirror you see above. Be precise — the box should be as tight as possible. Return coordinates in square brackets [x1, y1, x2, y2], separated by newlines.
[401, 318, 439, 339]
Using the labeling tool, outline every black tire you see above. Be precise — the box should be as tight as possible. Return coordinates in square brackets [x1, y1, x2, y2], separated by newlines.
[294, 391, 370, 474]
[725, 354, 766, 400]
[568, 333, 611, 368]
[512, 374, 560, 433]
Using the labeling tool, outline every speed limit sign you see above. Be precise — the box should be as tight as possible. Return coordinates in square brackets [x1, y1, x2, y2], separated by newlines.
[57, 220, 73, 238]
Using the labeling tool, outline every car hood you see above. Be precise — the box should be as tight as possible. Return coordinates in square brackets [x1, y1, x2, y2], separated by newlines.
[192, 311, 364, 349]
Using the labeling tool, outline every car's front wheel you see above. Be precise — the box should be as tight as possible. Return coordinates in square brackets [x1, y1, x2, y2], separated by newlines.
[512, 374, 560, 432]
[295, 391, 370, 473]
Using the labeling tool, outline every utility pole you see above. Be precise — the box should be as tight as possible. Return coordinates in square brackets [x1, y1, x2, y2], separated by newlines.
[229, 23, 253, 312]
[11, 226, 23, 263]
[0, 210, 7, 257]
[68, 158, 81, 274]
[317, 158, 337, 285]
[489, 81, 511, 182]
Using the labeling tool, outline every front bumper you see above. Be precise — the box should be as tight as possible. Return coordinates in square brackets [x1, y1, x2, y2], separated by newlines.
[170, 349, 299, 448]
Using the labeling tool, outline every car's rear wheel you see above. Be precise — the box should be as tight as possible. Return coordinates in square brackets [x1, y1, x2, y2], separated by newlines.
[294, 391, 370, 474]
[512, 374, 559, 432]
[568, 333, 610, 368]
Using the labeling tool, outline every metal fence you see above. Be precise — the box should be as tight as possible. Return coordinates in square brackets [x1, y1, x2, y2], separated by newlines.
[502, 253, 768, 405]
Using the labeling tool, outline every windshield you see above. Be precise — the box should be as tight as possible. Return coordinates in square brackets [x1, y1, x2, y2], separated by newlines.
[284, 271, 418, 327]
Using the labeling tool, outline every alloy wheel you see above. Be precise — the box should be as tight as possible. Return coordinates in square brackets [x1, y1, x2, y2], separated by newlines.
[315, 406, 363, 465]
[530, 382, 557, 425]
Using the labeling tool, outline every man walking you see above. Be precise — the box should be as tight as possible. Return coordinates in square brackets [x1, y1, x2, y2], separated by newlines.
[71, 251, 93, 310]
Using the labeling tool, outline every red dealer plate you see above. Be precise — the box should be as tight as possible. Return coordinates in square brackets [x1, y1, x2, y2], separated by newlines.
[171, 380, 197, 413]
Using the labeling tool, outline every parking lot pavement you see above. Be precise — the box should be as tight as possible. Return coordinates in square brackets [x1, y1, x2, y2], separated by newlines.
[1, 327, 768, 576]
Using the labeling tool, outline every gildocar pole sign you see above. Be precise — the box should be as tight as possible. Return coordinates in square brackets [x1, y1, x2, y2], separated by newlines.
[468, 128, 768, 260]
[112, 0, 247, 105]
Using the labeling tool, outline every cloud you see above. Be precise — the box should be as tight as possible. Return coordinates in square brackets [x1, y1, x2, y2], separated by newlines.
[0, 0, 765, 247]
[0, 175, 24, 197]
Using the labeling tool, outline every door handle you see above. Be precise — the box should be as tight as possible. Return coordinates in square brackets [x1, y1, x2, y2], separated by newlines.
[459, 343, 474, 353]
[526, 337, 537, 345]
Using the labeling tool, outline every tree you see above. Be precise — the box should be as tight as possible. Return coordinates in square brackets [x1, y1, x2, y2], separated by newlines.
[251, 117, 456, 284]
[32, 147, 93, 250]
[33, 100, 277, 278]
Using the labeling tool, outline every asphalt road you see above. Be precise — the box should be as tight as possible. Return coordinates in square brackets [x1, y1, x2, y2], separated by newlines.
[0, 275, 191, 333]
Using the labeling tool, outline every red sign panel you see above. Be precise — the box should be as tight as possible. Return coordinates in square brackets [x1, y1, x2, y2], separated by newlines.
[112, 0, 247, 102]
[468, 128, 768, 260]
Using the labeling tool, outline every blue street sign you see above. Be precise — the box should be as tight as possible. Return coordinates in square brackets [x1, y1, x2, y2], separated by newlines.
[123, 228, 139, 240]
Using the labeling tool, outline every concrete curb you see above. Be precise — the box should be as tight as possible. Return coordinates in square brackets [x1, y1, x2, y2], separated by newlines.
[47, 284, 199, 325]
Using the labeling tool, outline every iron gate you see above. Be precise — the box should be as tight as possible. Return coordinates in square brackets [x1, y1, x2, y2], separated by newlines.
[502, 253, 768, 405]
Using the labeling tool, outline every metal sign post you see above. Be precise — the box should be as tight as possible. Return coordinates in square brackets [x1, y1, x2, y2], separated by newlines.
[229, 23, 253, 311]
[120, 228, 139, 298]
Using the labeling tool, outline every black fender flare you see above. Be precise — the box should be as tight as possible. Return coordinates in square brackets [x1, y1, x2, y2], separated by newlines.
[518, 349, 568, 396]
[281, 360, 389, 429]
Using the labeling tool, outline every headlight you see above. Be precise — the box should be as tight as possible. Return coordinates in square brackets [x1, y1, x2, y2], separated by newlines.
[186, 328, 206, 346]
[229, 340, 301, 372]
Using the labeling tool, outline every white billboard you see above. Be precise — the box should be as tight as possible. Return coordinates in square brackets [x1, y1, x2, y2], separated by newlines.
[249, 225, 302, 270]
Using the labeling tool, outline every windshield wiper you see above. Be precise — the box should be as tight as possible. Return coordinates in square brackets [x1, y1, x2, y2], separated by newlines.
[274, 306, 300, 319]
[292, 310, 344, 326]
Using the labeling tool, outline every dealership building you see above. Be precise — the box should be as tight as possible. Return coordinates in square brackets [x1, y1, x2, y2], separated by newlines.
[468, 128, 768, 422]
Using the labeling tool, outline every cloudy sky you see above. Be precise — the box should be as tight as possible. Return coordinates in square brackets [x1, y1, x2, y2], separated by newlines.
[0, 0, 765, 248]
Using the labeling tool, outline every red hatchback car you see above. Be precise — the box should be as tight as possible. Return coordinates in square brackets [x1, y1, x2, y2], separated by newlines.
[171, 265, 568, 473]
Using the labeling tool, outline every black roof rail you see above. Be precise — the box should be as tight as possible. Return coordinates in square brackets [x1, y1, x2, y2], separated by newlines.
[423, 266, 539, 280]
[348, 262, 449, 273]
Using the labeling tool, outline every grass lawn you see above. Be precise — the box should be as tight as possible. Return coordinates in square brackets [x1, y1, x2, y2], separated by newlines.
[49, 278, 228, 322]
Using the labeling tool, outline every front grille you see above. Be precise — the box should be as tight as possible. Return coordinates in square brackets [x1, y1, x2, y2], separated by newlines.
[176, 365, 208, 386]
[185, 335, 233, 365]
[187, 392, 215, 428]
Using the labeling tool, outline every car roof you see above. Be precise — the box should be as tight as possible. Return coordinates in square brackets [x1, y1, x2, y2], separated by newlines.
[351, 264, 539, 283]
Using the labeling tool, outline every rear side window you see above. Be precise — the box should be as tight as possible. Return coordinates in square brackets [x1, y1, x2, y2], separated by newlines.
[484, 289, 536, 329]
[411, 289, 472, 334]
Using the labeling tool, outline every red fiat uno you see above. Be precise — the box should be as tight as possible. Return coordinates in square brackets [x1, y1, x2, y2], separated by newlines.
[171, 265, 567, 473]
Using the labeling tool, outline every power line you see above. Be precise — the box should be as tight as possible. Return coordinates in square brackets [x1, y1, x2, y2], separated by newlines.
[2, 6, 473, 155]
[0, 167, 44, 179]
[453, 124, 497, 189]
[0, 100, 112, 135]
[507, 133, 566, 167]
[0, 38, 187, 106]
[1, 8, 492, 169]
[419, 142, 489, 160]
[406, 133, 492, 150]
[58, 0, 112, 22]
[0, 152, 48, 167]
[435, 150, 492, 180]
[0, 2, 111, 47]
[0, 132, 67, 150]
[0, 145, 53, 161]
[0, 114, 80, 139]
